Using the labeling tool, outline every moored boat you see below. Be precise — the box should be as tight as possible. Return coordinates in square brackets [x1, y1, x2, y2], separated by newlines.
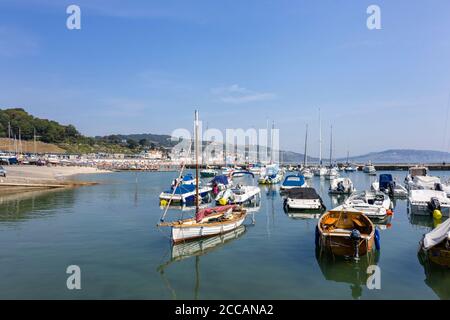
[340, 190, 392, 220]
[316, 208, 379, 259]
[160, 205, 248, 243]
[280, 174, 307, 190]
[283, 187, 325, 211]
[329, 177, 355, 195]
[419, 218, 450, 267]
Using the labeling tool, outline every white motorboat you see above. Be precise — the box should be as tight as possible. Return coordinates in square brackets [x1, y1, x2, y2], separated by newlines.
[408, 189, 450, 216]
[404, 166, 430, 190]
[215, 171, 260, 205]
[325, 167, 339, 180]
[301, 168, 313, 179]
[371, 174, 408, 198]
[314, 167, 327, 177]
[283, 187, 325, 210]
[258, 164, 283, 184]
[216, 185, 261, 205]
[344, 165, 357, 172]
[340, 190, 392, 220]
[362, 162, 376, 175]
[329, 177, 355, 195]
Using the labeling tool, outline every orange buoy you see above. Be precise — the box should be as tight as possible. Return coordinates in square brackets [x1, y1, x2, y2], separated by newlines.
[386, 209, 393, 216]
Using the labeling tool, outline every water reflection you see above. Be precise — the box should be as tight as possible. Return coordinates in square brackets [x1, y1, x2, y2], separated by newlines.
[157, 226, 247, 299]
[316, 249, 380, 300]
[0, 188, 75, 222]
[418, 252, 450, 299]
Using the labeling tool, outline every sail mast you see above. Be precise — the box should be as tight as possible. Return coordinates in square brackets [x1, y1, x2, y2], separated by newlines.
[329, 125, 333, 167]
[319, 108, 322, 166]
[303, 124, 308, 167]
[195, 110, 200, 214]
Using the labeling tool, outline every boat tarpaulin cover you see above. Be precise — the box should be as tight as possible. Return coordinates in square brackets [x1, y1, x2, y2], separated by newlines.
[212, 175, 229, 185]
[166, 184, 196, 194]
[414, 175, 440, 188]
[287, 187, 319, 199]
[182, 173, 194, 182]
[195, 205, 236, 222]
[282, 175, 305, 187]
[379, 174, 393, 189]
[423, 218, 450, 250]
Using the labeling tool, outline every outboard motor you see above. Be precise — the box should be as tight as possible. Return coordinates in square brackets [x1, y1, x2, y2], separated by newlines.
[387, 181, 396, 197]
[349, 229, 361, 260]
[337, 181, 345, 192]
[428, 197, 441, 212]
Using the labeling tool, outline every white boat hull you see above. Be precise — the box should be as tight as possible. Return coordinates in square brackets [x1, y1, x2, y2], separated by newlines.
[285, 198, 322, 210]
[171, 215, 246, 243]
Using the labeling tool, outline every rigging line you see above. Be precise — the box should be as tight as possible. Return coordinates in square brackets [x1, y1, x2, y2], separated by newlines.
[159, 141, 193, 223]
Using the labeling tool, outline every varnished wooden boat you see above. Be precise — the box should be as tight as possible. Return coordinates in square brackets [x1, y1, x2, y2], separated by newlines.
[159, 205, 247, 243]
[317, 208, 376, 258]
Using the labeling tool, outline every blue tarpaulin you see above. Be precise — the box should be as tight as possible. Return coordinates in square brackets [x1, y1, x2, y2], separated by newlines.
[282, 175, 305, 187]
[211, 175, 229, 185]
[379, 174, 393, 189]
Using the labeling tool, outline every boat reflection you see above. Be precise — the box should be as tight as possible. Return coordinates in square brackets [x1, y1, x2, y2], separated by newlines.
[418, 251, 450, 299]
[157, 226, 247, 299]
[283, 206, 325, 220]
[328, 193, 348, 207]
[315, 249, 380, 300]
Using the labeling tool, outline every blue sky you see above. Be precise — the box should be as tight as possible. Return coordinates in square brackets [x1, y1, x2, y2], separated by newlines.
[0, 0, 449, 157]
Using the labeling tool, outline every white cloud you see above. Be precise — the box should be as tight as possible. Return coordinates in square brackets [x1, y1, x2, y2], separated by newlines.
[211, 84, 276, 104]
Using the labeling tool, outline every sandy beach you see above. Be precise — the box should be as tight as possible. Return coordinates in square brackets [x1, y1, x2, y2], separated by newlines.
[0, 166, 110, 192]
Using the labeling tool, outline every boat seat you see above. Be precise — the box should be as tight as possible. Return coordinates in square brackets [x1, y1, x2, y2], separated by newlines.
[351, 218, 365, 227]
[323, 217, 338, 225]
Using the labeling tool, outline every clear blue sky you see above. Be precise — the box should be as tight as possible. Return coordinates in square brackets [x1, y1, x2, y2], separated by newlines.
[0, 0, 449, 157]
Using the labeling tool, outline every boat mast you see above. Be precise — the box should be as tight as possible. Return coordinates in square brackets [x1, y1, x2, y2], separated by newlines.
[329, 125, 333, 167]
[270, 121, 275, 164]
[195, 110, 200, 214]
[319, 108, 322, 166]
[303, 124, 308, 167]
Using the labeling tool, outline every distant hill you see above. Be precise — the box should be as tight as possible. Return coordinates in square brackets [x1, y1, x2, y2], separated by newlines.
[96, 133, 176, 148]
[280, 149, 450, 164]
[339, 149, 450, 164]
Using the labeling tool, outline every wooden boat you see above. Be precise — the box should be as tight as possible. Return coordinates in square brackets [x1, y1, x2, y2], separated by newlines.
[317, 208, 377, 259]
[159, 205, 247, 243]
[420, 218, 450, 267]
[158, 110, 248, 243]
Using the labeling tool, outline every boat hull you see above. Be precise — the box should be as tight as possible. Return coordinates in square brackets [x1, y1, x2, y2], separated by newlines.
[172, 214, 246, 243]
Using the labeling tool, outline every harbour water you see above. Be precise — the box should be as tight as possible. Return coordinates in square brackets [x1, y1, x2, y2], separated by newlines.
[0, 170, 449, 299]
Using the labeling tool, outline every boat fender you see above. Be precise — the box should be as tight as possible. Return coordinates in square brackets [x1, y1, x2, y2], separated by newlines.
[433, 209, 442, 220]
[386, 209, 393, 216]
[374, 229, 381, 251]
[315, 226, 320, 247]
[160, 199, 168, 207]
[218, 198, 228, 206]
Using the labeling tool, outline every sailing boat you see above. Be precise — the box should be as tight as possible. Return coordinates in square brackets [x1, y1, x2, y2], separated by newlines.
[325, 125, 338, 180]
[314, 109, 327, 177]
[158, 111, 248, 243]
[300, 125, 313, 179]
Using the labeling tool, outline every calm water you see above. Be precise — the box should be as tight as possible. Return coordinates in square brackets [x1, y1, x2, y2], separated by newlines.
[0, 170, 449, 299]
